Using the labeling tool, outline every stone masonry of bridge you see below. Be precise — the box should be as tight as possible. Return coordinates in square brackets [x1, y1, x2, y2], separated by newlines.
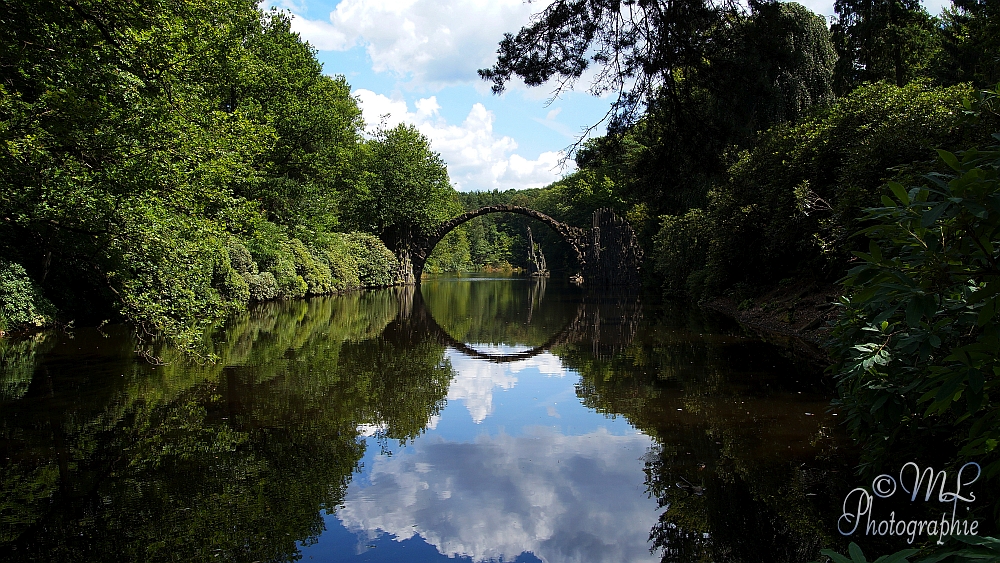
[400, 205, 642, 287]
[387, 284, 643, 364]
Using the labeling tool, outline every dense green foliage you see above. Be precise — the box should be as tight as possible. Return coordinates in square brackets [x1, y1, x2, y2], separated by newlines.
[831, 0, 941, 92]
[479, 0, 1000, 552]
[940, 0, 1000, 87]
[703, 82, 998, 294]
[830, 127, 1000, 493]
[818, 536, 1000, 563]
[0, 1, 463, 351]
[340, 124, 459, 249]
[652, 209, 711, 297]
[0, 261, 56, 332]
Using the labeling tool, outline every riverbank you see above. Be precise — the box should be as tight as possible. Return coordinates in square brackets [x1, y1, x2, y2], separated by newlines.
[702, 280, 840, 366]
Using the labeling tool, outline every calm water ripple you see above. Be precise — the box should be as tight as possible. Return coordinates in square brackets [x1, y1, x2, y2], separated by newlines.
[0, 275, 849, 562]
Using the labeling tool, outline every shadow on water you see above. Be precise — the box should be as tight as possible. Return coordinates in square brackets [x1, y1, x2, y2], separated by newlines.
[0, 277, 861, 562]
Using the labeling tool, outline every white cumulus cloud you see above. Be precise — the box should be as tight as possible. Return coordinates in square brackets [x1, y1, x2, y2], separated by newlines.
[354, 89, 571, 192]
[289, 0, 553, 88]
[445, 350, 519, 423]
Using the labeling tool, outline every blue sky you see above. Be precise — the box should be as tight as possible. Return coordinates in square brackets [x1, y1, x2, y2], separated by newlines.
[269, 0, 952, 192]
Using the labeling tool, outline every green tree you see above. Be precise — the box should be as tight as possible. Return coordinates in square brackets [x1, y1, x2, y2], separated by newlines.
[937, 0, 1000, 88]
[704, 81, 994, 293]
[486, 1, 837, 245]
[341, 124, 458, 250]
[485, 0, 834, 134]
[0, 0, 272, 348]
[831, 0, 941, 92]
[227, 11, 365, 236]
[0, 0, 398, 350]
[424, 228, 473, 273]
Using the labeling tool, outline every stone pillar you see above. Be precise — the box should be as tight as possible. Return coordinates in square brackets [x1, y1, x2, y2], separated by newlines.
[526, 227, 549, 277]
[583, 208, 642, 287]
[397, 248, 414, 285]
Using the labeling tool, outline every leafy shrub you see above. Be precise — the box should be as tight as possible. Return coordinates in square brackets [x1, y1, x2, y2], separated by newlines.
[816, 536, 1000, 563]
[314, 232, 361, 291]
[245, 271, 278, 301]
[829, 131, 1000, 517]
[212, 245, 251, 304]
[239, 228, 400, 299]
[214, 264, 251, 304]
[270, 252, 306, 299]
[652, 209, 711, 297]
[245, 222, 307, 299]
[288, 237, 333, 295]
[108, 208, 245, 355]
[346, 233, 399, 287]
[0, 260, 57, 332]
[707, 81, 997, 291]
[227, 240, 256, 275]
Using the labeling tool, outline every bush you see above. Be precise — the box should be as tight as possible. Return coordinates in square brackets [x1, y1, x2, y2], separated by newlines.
[346, 233, 399, 288]
[829, 128, 1000, 518]
[109, 208, 246, 354]
[652, 209, 712, 297]
[227, 240, 256, 275]
[288, 237, 333, 295]
[245, 271, 279, 301]
[213, 246, 251, 304]
[314, 232, 361, 291]
[0, 260, 57, 332]
[245, 222, 307, 299]
[241, 228, 400, 299]
[707, 81, 997, 292]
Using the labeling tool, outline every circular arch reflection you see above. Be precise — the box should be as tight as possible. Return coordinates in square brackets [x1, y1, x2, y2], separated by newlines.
[395, 282, 642, 364]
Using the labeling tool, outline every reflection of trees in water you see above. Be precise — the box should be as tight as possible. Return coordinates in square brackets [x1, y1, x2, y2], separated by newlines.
[0, 292, 453, 562]
[0, 333, 54, 401]
[412, 285, 844, 562]
[560, 304, 846, 563]
[410, 281, 643, 364]
[2, 285, 852, 563]
[420, 277, 581, 347]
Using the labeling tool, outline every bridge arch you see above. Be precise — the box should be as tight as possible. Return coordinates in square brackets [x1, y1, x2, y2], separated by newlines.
[389, 285, 643, 363]
[409, 205, 590, 282]
[405, 205, 642, 286]
[426, 304, 586, 364]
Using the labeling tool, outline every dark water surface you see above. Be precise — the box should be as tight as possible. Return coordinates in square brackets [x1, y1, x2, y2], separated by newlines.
[1, 275, 851, 562]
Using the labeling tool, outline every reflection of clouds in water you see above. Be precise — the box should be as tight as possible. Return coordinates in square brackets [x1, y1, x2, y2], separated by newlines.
[356, 423, 386, 437]
[446, 351, 517, 423]
[446, 348, 571, 423]
[509, 352, 567, 377]
[337, 427, 658, 563]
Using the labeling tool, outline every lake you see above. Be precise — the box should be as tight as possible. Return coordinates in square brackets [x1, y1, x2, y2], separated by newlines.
[0, 275, 850, 562]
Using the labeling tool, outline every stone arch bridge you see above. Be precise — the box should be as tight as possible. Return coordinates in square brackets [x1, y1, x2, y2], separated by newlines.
[386, 283, 644, 364]
[403, 205, 643, 287]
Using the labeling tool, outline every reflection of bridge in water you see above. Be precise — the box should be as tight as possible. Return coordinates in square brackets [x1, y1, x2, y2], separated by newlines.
[402, 206, 643, 288]
[385, 280, 644, 364]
